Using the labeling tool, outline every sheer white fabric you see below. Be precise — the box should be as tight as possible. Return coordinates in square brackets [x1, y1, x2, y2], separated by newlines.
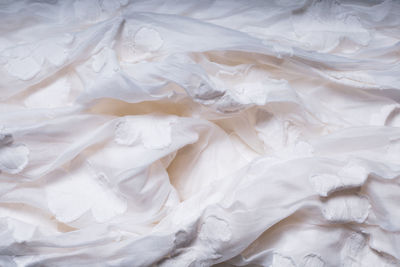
[0, 0, 400, 266]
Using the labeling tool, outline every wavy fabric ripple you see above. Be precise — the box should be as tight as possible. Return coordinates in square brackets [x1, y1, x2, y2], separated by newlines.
[1, 0, 400, 266]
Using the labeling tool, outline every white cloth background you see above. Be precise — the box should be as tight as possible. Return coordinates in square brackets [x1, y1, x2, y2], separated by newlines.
[0, 0, 400, 266]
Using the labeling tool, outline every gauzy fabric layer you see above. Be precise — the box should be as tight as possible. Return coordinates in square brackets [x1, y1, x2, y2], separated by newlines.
[1, 0, 400, 266]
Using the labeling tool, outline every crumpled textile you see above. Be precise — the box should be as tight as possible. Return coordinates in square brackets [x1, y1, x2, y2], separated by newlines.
[1, 0, 400, 266]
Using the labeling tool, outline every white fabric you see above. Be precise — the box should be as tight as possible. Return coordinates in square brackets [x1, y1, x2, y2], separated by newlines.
[0, 0, 400, 266]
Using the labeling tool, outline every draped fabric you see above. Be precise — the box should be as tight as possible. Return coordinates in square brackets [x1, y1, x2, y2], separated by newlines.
[1, 0, 400, 266]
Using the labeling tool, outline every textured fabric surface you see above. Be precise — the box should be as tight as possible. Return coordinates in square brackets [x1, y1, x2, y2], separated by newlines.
[0, 0, 400, 266]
